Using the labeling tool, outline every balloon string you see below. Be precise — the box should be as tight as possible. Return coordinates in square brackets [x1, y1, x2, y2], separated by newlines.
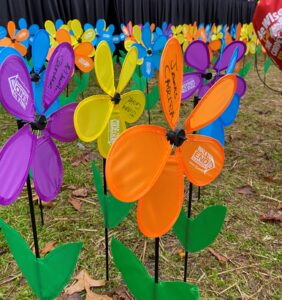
[103, 158, 110, 281]
[254, 52, 282, 95]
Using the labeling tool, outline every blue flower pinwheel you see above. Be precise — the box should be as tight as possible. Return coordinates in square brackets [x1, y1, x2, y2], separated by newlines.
[155, 22, 172, 39]
[133, 23, 167, 79]
[18, 18, 39, 46]
[84, 19, 116, 52]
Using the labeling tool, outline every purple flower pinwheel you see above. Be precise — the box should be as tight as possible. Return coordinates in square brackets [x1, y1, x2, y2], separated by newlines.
[133, 23, 167, 79]
[0, 43, 77, 205]
[182, 40, 247, 101]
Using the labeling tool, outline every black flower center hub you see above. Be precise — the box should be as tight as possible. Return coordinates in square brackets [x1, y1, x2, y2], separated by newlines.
[31, 115, 47, 131]
[201, 72, 212, 80]
[112, 92, 121, 105]
[166, 128, 186, 147]
[30, 69, 41, 83]
[147, 48, 153, 56]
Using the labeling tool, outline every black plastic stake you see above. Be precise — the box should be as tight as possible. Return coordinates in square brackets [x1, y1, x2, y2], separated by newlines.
[39, 198, 44, 226]
[146, 79, 151, 124]
[155, 237, 160, 284]
[103, 158, 109, 281]
[26, 175, 40, 258]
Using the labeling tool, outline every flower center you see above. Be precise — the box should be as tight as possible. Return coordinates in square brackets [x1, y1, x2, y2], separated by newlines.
[112, 92, 121, 105]
[31, 115, 47, 131]
[147, 48, 153, 56]
[166, 128, 186, 147]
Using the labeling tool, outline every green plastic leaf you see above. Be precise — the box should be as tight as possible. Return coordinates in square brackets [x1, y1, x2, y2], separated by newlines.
[0, 218, 82, 300]
[91, 161, 134, 229]
[111, 237, 199, 300]
[59, 86, 81, 106]
[74, 72, 80, 87]
[238, 60, 252, 78]
[131, 72, 146, 91]
[256, 44, 262, 54]
[80, 72, 90, 92]
[145, 85, 160, 110]
[263, 57, 272, 74]
[119, 50, 126, 58]
[211, 55, 217, 65]
[119, 56, 125, 65]
[173, 205, 227, 253]
[113, 55, 117, 64]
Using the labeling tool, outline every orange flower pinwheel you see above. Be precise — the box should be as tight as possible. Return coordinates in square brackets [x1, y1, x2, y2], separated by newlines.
[0, 21, 29, 56]
[47, 28, 94, 72]
[106, 38, 237, 238]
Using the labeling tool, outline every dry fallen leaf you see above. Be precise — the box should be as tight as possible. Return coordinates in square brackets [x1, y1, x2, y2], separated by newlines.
[177, 248, 186, 258]
[72, 188, 88, 198]
[40, 241, 56, 255]
[65, 270, 105, 295]
[71, 151, 99, 167]
[236, 185, 255, 195]
[58, 293, 83, 300]
[111, 286, 134, 300]
[261, 209, 282, 223]
[86, 290, 112, 300]
[208, 247, 229, 263]
[68, 197, 82, 212]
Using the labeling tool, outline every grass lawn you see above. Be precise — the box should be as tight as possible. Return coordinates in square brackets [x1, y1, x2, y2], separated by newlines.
[0, 54, 281, 299]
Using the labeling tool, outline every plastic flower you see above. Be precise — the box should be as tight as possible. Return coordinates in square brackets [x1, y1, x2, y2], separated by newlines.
[18, 18, 39, 46]
[133, 23, 167, 78]
[44, 20, 69, 47]
[69, 19, 95, 46]
[155, 22, 172, 39]
[91, 19, 116, 52]
[240, 23, 257, 55]
[171, 24, 185, 44]
[47, 29, 94, 72]
[0, 21, 29, 56]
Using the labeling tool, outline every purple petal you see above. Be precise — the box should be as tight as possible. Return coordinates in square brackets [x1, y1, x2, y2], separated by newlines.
[213, 41, 246, 72]
[43, 43, 74, 113]
[198, 82, 213, 98]
[182, 73, 203, 101]
[46, 102, 78, 142]
[0, 125, 36, 205]
[32, 136, 62, 202]
[0, 55, 34, 121]
[184, 40, 210, 72]
[236, 76, 247, 98]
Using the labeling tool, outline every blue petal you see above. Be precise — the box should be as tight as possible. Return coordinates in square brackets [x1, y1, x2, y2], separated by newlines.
[151, 53, 161, 70]
[107, 24, 115, 35]
[113, 35, 120, 44]
[0, 26, 7, 39]
[96, 19, 106, 35]
[141, 56, 155, 79]
[219, 93, 240, 126]
[32, 30, 50, 73]
[199, 119, 225, 146]
[84, 23, 94, 31]
[18, 18, 27, 29]
[142, 24, 152, 49]
[55, 19, 64, 30]
[134, 43, 147, 59]
[29, 24, 39, 35]
[153, 35, 167, 52]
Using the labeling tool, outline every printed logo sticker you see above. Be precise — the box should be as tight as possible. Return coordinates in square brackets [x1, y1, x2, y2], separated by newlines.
[8, 74, 30, 110]
[190, 146, 215, 174]
[108, 119, 120, 145]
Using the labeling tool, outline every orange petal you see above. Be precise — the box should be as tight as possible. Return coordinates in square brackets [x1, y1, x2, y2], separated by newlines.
[209, 40, 221, 51]
[15, 29, 29, 42]
[185, 74, 237, 132]
[106, 125, 171, 202]
[0, 37, 12, 46]
[56, 29, 71, 44]
[47, 47, 55, 61]
[13, 42, 27, 56]
[236, 23, 242, 41]
[75, 55, 94, 72]
[137, 155, 184, 238]
[159, 38, 183, 130]
[74, 41, 94, 56]
[7, 21, 15, 39]
[179, 134, 224, 186]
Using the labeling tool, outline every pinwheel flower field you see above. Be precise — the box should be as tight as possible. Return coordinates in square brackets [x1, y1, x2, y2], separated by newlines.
[0, 53, 280, 299]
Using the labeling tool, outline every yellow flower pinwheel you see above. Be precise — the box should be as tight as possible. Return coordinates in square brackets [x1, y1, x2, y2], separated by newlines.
[211, 25, 223, 42]
[74, 41, 146, 158]
[70, 19, 95, 46]
[240, 23, 257, 55]
[171, 25, 185, 44]
[44, 20, 68, 47]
